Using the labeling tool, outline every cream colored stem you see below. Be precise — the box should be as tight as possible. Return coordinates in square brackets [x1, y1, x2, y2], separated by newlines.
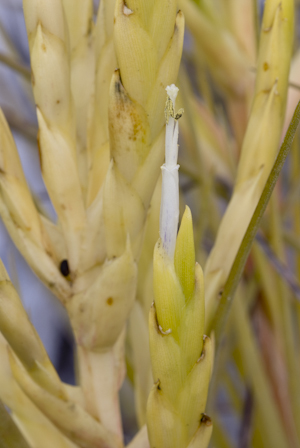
[78, 347, 123, 447]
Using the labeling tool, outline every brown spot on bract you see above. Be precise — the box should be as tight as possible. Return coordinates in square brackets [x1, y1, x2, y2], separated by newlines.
[155, 379, 161, 390]
[263, 62, 269, 71]
[56, 100, 60, 104]
[41, 43, 46, 52]
[106, 297, 113, 306]
[201, 413, 212, 427]
[31, 71, 35, 86]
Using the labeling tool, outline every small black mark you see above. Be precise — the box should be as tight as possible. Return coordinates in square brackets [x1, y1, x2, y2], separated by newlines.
[60, 259, 70, 277]
[115, 81, 121, 94]
[155, 379, 161, 390]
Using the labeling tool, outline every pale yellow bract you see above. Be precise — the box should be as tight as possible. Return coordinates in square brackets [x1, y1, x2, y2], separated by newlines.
[0, 0, 183, 447]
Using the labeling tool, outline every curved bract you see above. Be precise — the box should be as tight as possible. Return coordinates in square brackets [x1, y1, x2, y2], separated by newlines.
[147, 208, 213, 448]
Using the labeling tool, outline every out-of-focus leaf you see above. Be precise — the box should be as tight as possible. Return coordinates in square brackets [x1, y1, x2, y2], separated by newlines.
[210, 101, 300, 344]
[256, 233, 300, 301]
[0, 400, 30, 448]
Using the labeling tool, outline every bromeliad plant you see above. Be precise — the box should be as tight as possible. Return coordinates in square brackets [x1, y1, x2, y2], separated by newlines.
[0, 0, 300, 447]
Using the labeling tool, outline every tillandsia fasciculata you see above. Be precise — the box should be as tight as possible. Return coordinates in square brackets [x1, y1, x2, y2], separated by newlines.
[0, 0, 300, 447]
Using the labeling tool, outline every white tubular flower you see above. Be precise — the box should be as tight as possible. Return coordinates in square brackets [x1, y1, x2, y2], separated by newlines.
[147, 87, 212, 448]
[160, 84, 182, 260]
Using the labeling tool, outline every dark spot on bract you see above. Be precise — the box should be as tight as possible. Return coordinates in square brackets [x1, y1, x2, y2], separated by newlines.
[200, 413, 212, 427]
[106, 297, 114, 306]
[263, 62, 269, 71]
[60, 259, 70, 277]
[155, 379, 161, 390]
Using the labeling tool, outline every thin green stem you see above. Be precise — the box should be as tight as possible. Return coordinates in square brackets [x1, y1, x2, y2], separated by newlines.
[210, 100, 300, 344]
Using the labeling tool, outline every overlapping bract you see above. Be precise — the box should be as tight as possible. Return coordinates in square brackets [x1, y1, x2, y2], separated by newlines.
[0, 0, 184, 445]
[0, 0, 184, 350]
[147, 207, 213, 448]
[0, 261, 120, 448]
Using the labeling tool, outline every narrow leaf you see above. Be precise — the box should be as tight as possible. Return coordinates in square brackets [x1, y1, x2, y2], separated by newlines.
[210, 101, 300, 344]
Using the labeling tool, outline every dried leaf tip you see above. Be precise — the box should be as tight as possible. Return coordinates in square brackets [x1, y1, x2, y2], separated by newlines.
[123, 5, 133, 16]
